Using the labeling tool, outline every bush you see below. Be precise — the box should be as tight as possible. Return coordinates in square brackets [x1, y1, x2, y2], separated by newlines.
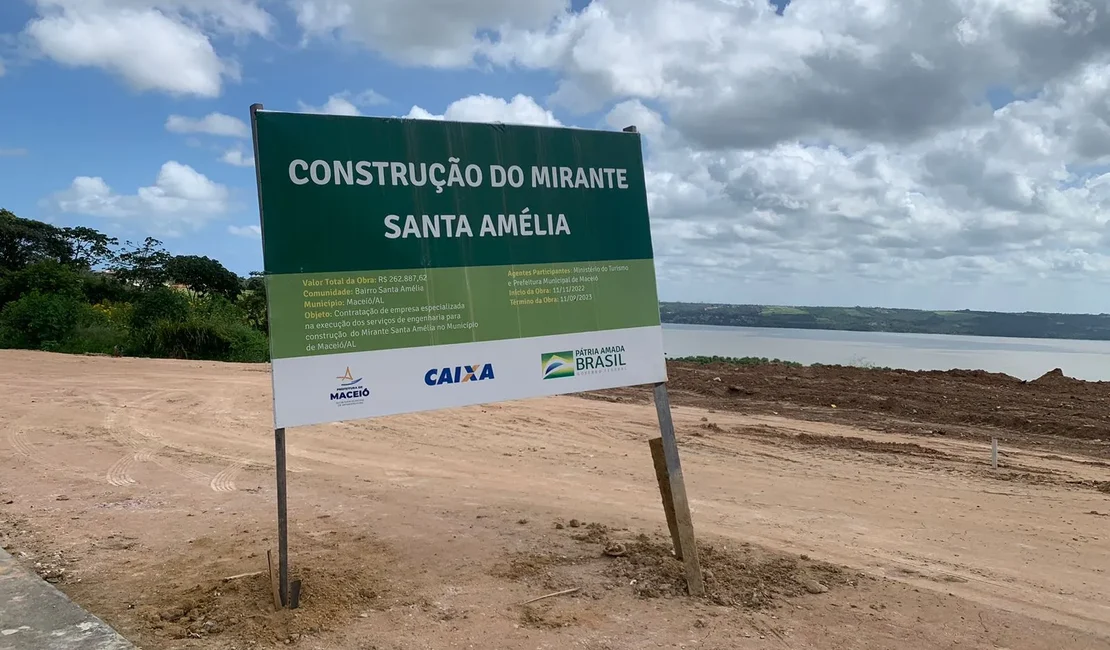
[60, 324, 129, 355]
[90, 300, 134, 329]
[56, 303, 129, 354]
[129, 317, 269, 362]
[226, 323, 270, 362]
[190, 293, 247, 326]
[130, 319, 232, 359]
[0, 291, 82, 349]
[131, 286, 189, 330]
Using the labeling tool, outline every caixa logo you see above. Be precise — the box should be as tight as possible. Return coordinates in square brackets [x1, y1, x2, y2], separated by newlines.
[331, 366, 370, 404]
[425, 363, 495, 386]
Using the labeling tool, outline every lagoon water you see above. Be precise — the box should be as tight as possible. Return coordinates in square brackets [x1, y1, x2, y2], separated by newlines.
[661, 324, 1110, 382]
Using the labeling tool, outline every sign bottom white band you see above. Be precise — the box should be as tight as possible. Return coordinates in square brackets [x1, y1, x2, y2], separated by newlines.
[270, 325, 667, 429]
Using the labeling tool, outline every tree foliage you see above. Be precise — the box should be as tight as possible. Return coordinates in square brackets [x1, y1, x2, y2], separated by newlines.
[0, 209, 118, 272]
[167, 254, 241, 300]
[64, 226, 118, 269]
[0, 209, 270, 362]
[111, 237, 172, 290]
[0, 209, 72, 272]
[0, 260, 83, 305]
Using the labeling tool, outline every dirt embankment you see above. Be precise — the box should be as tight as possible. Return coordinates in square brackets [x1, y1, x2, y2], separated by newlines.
[596, 361, 1110, 453]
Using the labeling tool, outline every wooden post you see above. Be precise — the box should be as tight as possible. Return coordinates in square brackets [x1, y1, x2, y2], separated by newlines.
[991, 437, 998, 469]
[649, 437, 683, 561]
[266, 549, 281, 610]
[652, 383, 705, 596]
[274, 427, 289, 607]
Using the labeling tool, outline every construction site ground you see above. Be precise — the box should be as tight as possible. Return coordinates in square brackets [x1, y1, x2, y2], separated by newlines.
[1, 350, 1107, 649]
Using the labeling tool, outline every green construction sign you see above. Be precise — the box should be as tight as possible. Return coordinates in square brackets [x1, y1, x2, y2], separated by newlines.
[252, 109, 667, 428]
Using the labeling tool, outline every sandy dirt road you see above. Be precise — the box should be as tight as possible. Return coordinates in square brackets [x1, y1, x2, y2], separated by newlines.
[1, 350, 1108, 649]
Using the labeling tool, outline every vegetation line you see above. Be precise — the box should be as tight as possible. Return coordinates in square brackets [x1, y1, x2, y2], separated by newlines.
[1, 209, 269, 362]
[660, 302, 1110, 341]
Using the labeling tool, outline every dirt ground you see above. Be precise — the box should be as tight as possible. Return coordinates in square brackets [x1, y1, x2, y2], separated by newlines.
[1, 350, 1108, 650]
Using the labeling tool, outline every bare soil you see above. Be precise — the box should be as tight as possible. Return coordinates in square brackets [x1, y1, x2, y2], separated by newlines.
[1, 351, 1108, 649]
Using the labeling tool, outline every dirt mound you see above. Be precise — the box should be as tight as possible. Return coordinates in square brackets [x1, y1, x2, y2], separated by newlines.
[130, 531, 393, 646]
[603, 535, 854, 608]
[494, 522, 855, 611]
[1031, 368, 1082, 386]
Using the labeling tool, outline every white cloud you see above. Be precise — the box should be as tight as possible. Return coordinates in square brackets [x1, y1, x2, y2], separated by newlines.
[16, 0, 1110, 311]
[228, 224, 261, 237]
[291, 0, 566, 67]
[406, 94, 561, 126]
[166, 112, 249, 137]
[47, 161, 230, 235]
[605, 100, 666, 142]
[297, 89, 389, 116]
[483, 0, 1110, 147]
[220, 148, 254, 167]
[625, 60, 1110, 310]
[298, 95, 359, 116]
[400, 80, 1110, 311]
[23, 0, 274, 97]
[344, 0, 1101, 312]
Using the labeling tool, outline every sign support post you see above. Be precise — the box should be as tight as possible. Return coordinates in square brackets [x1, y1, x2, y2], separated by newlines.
[618, 126, 703, 595]
[651, 382, 705, 595]
[250, 102, 293, 609]
[274, 426, 289, 606]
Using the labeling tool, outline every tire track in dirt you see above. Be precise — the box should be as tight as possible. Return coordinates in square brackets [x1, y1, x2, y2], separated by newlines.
[209, 460, 248, 492]
[105, 453, 139, 487]
[90, 389, 220, 487]
[8, 430, 43, 464]
[4, 407, 105, 483]
[142, 388, 314, 487]
[91, 390, 180, 487]
[93, 388, 303, 491]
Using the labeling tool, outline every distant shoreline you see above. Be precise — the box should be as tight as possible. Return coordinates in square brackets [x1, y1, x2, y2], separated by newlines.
[659, 302, 1110, 342]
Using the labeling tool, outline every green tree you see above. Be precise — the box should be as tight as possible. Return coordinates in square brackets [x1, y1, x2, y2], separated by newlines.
[237, 271, 268, 333]
[0, 260, 83, 306]
[63, 226, 118, 269]
[111, 237, 171, 289]
[0, 210, 119, 272]
[0, 209, 71, 272]
[167, 254, 241, 300]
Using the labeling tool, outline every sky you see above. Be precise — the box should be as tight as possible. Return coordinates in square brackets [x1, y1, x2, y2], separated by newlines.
[2, 0, 1110, 314]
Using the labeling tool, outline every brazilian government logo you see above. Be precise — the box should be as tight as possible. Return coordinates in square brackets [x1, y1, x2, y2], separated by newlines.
[541, 351, 575, 379]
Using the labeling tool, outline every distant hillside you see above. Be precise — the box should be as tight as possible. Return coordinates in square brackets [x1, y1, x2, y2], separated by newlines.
[658, 302, 1110, 341]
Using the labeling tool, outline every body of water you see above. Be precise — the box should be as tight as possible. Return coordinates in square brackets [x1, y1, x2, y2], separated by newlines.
[662, 324, 1110, 382]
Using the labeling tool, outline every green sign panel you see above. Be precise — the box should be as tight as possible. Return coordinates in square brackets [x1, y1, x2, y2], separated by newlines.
[252, 109, 667, 428]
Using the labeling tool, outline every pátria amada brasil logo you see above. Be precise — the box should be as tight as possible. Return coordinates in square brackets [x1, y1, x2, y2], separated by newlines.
[541, 345, 627, 379]
[541, 352, 575, 379]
